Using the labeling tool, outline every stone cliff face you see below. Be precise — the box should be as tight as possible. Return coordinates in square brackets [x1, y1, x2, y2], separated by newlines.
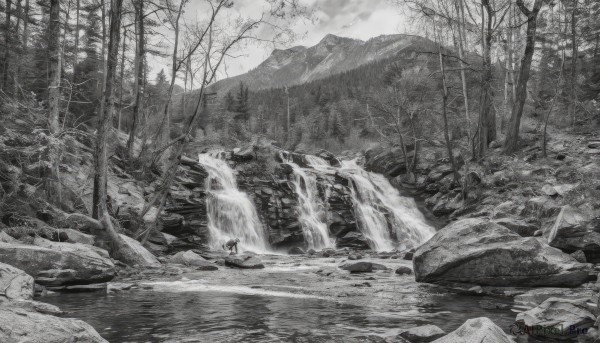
[161, 147, 362, 252]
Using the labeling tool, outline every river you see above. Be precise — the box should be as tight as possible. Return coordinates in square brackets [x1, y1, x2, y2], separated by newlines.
[42, 255, 535, 343]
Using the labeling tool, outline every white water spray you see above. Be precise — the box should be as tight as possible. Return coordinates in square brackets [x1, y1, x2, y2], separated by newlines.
[198, 154, 269, 253]
[307, 157, 435, 251]
[281, 153, 333, 250]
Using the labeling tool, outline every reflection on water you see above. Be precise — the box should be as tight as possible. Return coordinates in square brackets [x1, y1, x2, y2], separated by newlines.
[42, 288, 527, 343]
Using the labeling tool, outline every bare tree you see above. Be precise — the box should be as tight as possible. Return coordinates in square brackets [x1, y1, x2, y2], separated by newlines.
[504, 0, 544, 154]
[47, 0, 62, 203]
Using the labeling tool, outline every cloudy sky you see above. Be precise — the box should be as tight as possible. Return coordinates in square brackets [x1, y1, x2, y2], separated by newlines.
[155, 0, 413, 81]
[225, 0, 412, 77]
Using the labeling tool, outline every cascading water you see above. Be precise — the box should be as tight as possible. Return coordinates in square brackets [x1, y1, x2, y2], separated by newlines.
[198, 153, 269, 253]
[307, 157, 435, 251]
[280, 153, 333, 250]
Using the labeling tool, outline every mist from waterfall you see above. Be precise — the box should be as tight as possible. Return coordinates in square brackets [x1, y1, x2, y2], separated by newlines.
[198, 154, 270, 253]
[281, 154, 333, 250]
[307, 157, 435, 251]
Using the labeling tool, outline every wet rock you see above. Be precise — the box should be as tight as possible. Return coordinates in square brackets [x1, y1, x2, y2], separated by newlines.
[348, 254, 362, 260]
[548, 206, 600, 259]
[307, 249, 316, 255]
[492, 218, 538, 237]
[523, 196, 561, 217]
[541, 184, 558, 196]
[571, 250, 587, 263]
[515, 297, 595, 340]
[339, 261, 387, 273]
[168, 251, 218, 270]
[54, 228, 95, 245]
[1, 298, 65, 316]
[432, 193, 463, 217]
[432, 317, 515, 343]
[320, 248, 336, 258]
[403, 251, 414, 260]
[119, 234, 161, 267]
[288, 247, 306, 255]
[413, 218, 589, 287]
[107, 282, 135, 293]
[395, 266, 412, 275]
[0, 241, 115, 286]
[62, 213, 104, 235]
[0, 307, 108, 343]
[336, 231, 370, 250]
[0, 262, 34, 300]
[398, 324, 445, 342]
[225, 255, 265, 269]
[0, 231, 18, 243]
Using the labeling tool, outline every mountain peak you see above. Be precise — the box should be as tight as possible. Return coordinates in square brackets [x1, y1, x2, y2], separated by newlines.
[210, 33, 434, 94]
[317, 33, 362, 46]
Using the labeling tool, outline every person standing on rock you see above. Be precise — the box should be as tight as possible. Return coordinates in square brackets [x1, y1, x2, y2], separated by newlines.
[223, 238, 240, 254]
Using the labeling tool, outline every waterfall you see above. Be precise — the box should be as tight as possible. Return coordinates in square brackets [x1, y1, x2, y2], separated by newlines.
[307, 157, 435, 252]
[281, 153, 333, 250]
[198, 154, 269, 253]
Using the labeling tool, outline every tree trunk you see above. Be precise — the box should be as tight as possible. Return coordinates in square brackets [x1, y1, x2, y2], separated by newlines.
[127, 0, 144, 157]
[118, 29, 126, 131]
[455, 0, 471, 148]
[74, 0, 80, 68]
[47, 0, 62, 203]
[3, 0, 12, 91]
[478, 0, 496, 159]
[91, 0, 149, 266]
[93, 0, 123, 219]
[504, 0, 544, 154]
[568, 2, 578, 125]
[435, 20, 460, 185]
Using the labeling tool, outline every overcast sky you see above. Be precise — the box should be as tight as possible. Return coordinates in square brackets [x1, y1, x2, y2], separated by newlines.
[150, 0, 413, 83]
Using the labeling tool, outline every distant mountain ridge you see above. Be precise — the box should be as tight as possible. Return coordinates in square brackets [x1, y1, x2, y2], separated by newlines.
[209, 33, 434, 94]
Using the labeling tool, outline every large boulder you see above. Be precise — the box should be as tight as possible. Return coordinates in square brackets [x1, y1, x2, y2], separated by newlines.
[398, 325, 445, 343]
[515, 297, 595, 340]
[432, 317, 515, 343]
[0, 263, 34, 300]
[119, 234, 161, 267]
[168, 251, 218, 270]
[224, 255, 265, 269]
[0, 241, 115, 286]
[0, 307, 108, 343]
[548, 206, 600, 259]
[413, 219, 589, 287]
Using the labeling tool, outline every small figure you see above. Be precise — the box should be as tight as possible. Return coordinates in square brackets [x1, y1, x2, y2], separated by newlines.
[223, 238, 240, 254]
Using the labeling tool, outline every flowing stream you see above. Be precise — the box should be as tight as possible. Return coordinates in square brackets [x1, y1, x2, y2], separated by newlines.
[282, 154, 333, 250]
[198, 153, 269, 253]
[307, 157, 435, 251]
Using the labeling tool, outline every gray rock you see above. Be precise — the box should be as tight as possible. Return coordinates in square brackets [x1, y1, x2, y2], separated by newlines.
[0, 231, 17, 243]
[0, 306, 108, 343]
[413, 218, 589, 287]
[571, 250, 587, 263]
[432, 317, 515, 343]
[55, 228, 95, 245]
[0, 262, 34, 300]
[119, 234, 161, 267]
[399, 324, 445, 342]
[515, 297, 595, 340]
[168, 251, 218, 270]
[224, 255, 265, 269]
[0, 241, 115, 286]
[336, 232, 370, 249]
[339, 261, 387, 273]
[288, 247, 306, 255]
[395, 266, 412, 275]
[548, 206, 600, 258]
[492, 218, 538, 237]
